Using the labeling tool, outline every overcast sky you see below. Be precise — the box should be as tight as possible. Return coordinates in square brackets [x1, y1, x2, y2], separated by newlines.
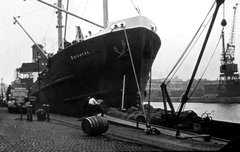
[0, 0, 240, 85]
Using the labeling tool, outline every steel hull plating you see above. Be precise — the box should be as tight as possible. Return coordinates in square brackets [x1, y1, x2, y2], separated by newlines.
[32, 23, 161, 117]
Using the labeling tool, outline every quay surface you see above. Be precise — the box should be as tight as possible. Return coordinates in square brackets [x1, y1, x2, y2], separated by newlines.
[0, 107, 224, 151]
[0, 107, 162, 152]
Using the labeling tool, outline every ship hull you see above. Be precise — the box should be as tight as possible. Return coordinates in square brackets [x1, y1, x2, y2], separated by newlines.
[32, 17, 161, 117]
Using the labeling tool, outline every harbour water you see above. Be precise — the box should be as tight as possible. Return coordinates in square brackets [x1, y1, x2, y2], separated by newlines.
[146, 102, 240, 124]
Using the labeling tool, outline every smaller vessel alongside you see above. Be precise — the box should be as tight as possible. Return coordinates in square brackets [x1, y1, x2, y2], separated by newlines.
[106, 0, 240, 144]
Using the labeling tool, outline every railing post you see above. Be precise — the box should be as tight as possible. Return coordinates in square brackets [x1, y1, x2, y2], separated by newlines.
[27, 105, 30, 120]
[29, 105, 33, 121]
[43, 104, 50, 121]
[46, 104, 50, 121]
[27, 105, 33, 121]
[20, 104, 23, 120]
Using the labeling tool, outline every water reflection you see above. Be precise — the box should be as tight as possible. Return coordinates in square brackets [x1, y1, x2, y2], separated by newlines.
[148, 102, 240, 123]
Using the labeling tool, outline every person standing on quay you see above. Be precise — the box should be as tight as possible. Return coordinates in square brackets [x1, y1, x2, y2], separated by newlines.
[88, 96, 104, 116]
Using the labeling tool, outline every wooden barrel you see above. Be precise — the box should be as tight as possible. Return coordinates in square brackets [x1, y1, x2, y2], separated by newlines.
[82, 116, 109, 136]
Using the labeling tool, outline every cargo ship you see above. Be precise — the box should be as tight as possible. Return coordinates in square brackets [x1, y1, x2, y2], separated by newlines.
[14, 1, 240, 150]
[29, 0, 161, 117]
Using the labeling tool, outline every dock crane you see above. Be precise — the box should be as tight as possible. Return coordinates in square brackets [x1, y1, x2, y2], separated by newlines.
[160, 0, 224, 126]
[219, 3, 240, 97]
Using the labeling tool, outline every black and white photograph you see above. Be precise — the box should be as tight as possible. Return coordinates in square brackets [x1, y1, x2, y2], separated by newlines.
[0, 0, 240, 151]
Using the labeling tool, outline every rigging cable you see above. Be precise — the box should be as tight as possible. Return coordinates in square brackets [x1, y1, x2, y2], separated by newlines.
[223, 2, 225, 20]
[34, 0, 104, 28]
[189, 3, 227, 98]
[176, 0, 225, 121]
[43, 10, 55, 44]
[130, 0, 141, 15]
[80, 0, 89, 24]
[176, 33, 221, 128]
[64, 0, 70, 42]
[189, 34, 222, 98]
[163, 1, 216, 84]
[167, 15, 213, 85]
[13, 16, 45, 55]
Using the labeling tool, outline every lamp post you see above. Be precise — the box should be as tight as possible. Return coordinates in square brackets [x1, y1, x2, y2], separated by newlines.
[36, 52, 41, 108]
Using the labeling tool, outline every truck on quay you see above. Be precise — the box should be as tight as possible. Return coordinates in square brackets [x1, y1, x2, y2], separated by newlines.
[6, 80, 30, 113]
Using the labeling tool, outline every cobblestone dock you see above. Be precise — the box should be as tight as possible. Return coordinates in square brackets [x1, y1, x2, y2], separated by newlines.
[0, 107, 164, 152]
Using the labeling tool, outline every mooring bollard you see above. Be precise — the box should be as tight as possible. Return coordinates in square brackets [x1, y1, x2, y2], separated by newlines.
[42, 104, 50, 121]
[20, 105, 23, 120]
[45, 104, 50, 121]
[27, 105, 30, 120]
[29, 105, 33, 121]
[27, 105, 33, 121]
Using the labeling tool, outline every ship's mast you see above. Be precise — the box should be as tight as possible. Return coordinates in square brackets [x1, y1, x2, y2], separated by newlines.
[57, 0, 63, 51]
[35, 0, 103, 28]
[34, 0, 104, 51]
[63, 0, 69, 43]
[103, 0, 108, 28]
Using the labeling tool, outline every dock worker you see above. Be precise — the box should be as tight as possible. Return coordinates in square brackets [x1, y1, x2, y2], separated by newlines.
[88, 96, 104, 116]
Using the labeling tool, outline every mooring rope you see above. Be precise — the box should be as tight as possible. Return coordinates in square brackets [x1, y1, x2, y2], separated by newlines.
[123, 28, 150, 127]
